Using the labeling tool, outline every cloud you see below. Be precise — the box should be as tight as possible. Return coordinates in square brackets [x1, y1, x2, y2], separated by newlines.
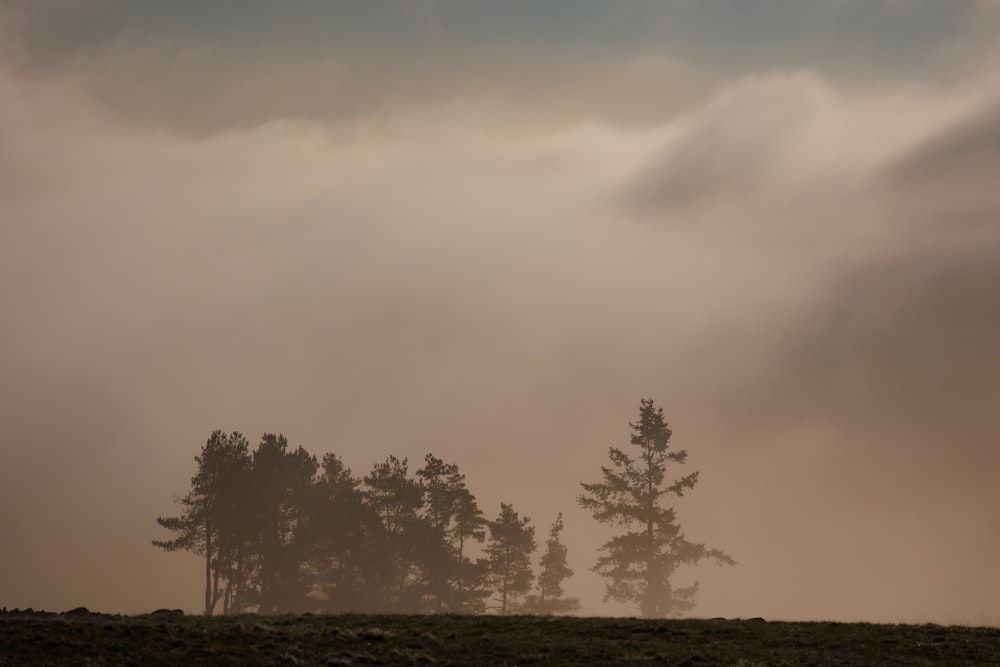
[889, 95, 1000, 229]
[623, 68, 1000, 236]
[625, 71, 842, 216]
[4, 5, 1000, 623]
[897, 98, 1000, 179]
[701, 84, 1000, 622]
[0, 66, 690, 614]
[4, 1, 996, 135]
[609, 70, 1000, 621]
[1, 62, 850, 618]
[770, 89, 1000, 451]
[777, 241, 1000, 447]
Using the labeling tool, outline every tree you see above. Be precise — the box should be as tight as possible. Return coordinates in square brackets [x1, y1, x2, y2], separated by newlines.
[522, 513, 580, 615]
[416, 454, 490, 613]
[449, 484, 491, 613]
[305, 452, 381, 612]
[415, 454, 460, 611]
[485, 503, 536, 614]
[577, 399, 735, 617]
[363, 455, 425, 612]
[153, 430, 251, 616]
[212, 450, 256, 615]
[250, 433, 319, 614]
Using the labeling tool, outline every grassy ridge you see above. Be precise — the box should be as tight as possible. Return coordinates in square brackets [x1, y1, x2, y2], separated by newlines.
[2, 612, 998, 666]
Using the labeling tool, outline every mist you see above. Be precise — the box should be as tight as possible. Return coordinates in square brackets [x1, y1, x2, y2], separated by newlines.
[2, 1, 999, 625]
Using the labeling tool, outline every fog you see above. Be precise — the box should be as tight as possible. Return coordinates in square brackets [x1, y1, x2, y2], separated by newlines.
[2, 1, 999, 624]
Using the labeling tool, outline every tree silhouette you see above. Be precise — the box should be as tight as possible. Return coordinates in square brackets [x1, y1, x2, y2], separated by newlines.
[415, 454, 460, 611]
[250, 434, 319, 614]
[305, 453, 381, 612]
[416, 454, 490, 613]
[577, 399, 735, 617]
[213, 449, 256, 615]
[485, 503, 536, 615]
[522, 513, 580, 615]
[449, 482, 491, 613]
[363, 455, 425, 612]
[153, 430, 251, 616]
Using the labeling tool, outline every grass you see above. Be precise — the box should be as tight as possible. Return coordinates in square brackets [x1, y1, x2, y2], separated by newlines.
[2, 611, 998, 666]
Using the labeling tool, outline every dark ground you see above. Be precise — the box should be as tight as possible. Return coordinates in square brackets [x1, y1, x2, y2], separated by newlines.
[2, 609, 998, 666]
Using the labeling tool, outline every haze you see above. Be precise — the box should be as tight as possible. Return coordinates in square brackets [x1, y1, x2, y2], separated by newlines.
[2, 0, 999, 625]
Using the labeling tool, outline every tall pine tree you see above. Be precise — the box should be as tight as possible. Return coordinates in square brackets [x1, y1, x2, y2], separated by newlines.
[416, 454, 489, 613]
[305, 453, 380, 612]
[578, 399, 735, 617]
[485, 503, 536, 615]
[364, 455, 425, 612]
[153, 430, 251, 616]
[250, 433, 319, 614]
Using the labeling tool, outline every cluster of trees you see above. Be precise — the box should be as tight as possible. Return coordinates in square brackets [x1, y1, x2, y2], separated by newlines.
[155, 399, 733, 617]
[154, 434, 576, 616]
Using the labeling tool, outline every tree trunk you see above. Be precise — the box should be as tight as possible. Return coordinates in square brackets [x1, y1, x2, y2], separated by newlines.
[501, 546, 511, 614]
[457, 531, 466, 612]
[204, 517, 213, 617]
[645, 464, 655, 618]
[212, 559, 222, 613]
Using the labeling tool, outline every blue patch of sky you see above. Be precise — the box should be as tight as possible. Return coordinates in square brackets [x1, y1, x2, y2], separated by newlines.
[658, 0, 967, 72]
[19, 0, 972, 74]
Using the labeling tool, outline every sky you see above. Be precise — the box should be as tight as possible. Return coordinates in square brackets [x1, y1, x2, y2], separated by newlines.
[2, 0, 1000, 624]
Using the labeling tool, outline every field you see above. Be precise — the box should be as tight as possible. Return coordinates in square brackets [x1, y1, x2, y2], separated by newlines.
[2, 610, 998, 666]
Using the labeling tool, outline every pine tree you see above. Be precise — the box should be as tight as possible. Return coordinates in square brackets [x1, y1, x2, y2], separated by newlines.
[250, 433, 319, 614]
[485, 503, 536, 614]
[578, 399, 735, 617]
[153, 430, 251, 616]
[305, 453, 381, 612]
[416, 454, 490, 613]
[450, 484, 490, 613]
[522, 513, 580, 615]
[415, 454, 460, 611]
[363, 455, 425, 612]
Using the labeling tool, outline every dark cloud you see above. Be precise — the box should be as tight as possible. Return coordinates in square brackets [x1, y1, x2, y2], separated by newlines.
[747, 233, 1000, 619]
[2, 1, 992, 135]
[740, 102, 1000, 617]
[779, 96, 1000, 444]
[778, 90, 1000, 425]
[776, 240, 1000, 450]
[890, 96, 1000, 229]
